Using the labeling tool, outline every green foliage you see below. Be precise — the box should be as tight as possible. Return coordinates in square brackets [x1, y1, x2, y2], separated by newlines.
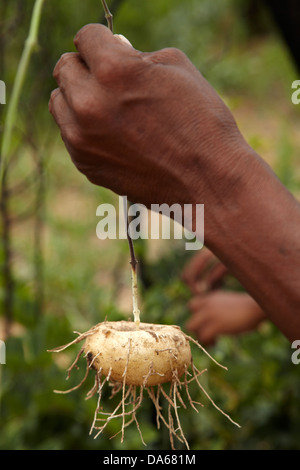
[1, 0, 300, 451]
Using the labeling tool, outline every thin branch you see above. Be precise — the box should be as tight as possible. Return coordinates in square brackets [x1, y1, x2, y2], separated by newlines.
[0, 0, 46, 187]
[100, 0, 140, 327]
[101, 0, 114, 32]
[123, 197, 140, 326]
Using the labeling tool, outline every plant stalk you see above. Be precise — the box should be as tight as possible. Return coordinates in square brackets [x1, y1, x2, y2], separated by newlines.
[0, 0, 46, 188]
[101, 0, 113, 32]
[101, 2, 140, 327]
[122, 197, 140, 328]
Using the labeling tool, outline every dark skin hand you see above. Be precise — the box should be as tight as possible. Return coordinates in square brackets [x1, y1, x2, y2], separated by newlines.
[49, 24, 300, 342]
[182, 248, 228, 295]
[182, 249, 266, 345]
[187, 291, 266, 346]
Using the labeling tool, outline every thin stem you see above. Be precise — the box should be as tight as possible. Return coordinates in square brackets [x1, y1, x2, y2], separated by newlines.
[131, 266, 140, 326]
[101, 0, 113, 32]
[122, 197, 140, 327]
[0, 0, 46, 188]
[100, 2, 140, 326]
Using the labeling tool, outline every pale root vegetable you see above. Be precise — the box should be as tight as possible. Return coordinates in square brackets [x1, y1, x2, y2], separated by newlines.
[49, 320, 240, 449]
[84, 321, 192, 387]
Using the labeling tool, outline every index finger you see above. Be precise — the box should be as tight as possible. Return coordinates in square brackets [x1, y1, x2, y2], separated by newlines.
[74, 23, 134, 71]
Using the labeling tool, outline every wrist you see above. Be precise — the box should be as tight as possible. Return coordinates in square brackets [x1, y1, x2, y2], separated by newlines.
[202, 142, 265, 248]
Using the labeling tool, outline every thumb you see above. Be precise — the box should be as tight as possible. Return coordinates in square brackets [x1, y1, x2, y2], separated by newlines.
[114, 34, 133, 47]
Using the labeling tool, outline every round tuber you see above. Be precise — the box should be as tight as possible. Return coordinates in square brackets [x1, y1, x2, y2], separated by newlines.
[49, 320, 240, 449]
[84, 321, 192, 387]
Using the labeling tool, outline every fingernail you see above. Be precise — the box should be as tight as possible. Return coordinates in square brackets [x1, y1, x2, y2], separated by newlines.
[114, 34, 133, 47]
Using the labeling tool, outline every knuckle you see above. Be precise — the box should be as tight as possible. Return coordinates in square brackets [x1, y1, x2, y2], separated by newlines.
[53, 53, 73, 80]
[50, 88, 59, 101]
[73, 23, 93, 47]
[95, 53, 117, 81]
[165, 47, 187, 62]
[63, 125, 84, 150]
[148, 47, 187, 66]
[72, 93, 91, 117]
[71, 92, 103, 125]
[70, 93, 107, 131]
[48, 89, 59, 114]
[74, 23, 107, 47]
[96, 52, 137, 87]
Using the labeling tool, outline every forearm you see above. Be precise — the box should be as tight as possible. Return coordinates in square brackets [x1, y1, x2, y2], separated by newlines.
[49, 25, 300, 342]
[201, 145, 300, 341]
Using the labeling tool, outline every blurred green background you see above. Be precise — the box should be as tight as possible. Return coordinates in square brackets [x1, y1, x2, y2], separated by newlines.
[0, 0, 300, 450]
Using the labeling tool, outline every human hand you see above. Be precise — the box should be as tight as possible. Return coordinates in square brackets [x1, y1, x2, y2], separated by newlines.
[49, 24, 251, 209]
[49, 25, 300, 342]
[186, 291, 266, 345]
[182, 248, 228, 295]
